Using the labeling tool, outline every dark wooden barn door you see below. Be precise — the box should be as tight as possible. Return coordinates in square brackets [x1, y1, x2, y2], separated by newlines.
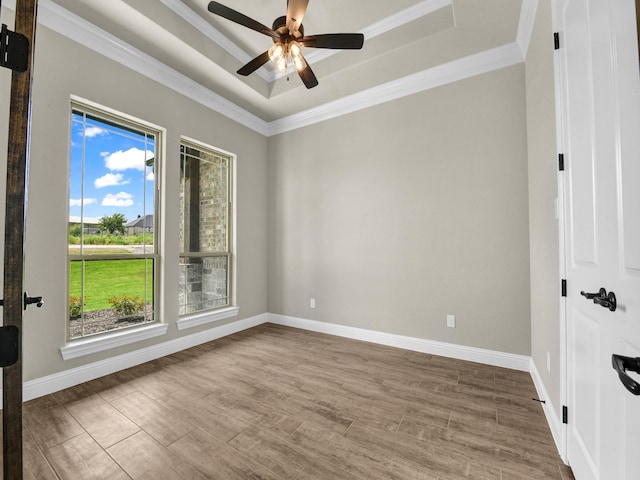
[1, 0, 39, 478]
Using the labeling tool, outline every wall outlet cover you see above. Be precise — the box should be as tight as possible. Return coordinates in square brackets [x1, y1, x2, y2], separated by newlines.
[446, 314, 456, 328]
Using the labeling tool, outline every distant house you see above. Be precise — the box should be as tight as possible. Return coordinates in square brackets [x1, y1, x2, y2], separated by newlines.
[125, 214, 154, 235]
[68, 216, 100, 235]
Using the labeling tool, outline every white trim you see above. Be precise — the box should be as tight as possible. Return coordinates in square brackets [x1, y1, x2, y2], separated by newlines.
[60, 324, 169, 360]
[4, 0, 532, 138]
[158, 0, 453, 84]
[275, 0, 455, 81]
[268, 314, 531, 372]
[268, 43, 524, 135]
[176, 306, 239, 331]
[158, 0, 273, 84]
[551, 0, 569, 464]
[35, 0, 270, 136]
[530, 358, 568, 463]
[7, 314, 268, 404]
[362, 0, 453, 39]
[517, 0, 539, 58]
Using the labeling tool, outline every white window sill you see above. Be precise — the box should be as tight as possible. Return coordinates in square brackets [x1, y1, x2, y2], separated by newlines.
[176, 306, 239, 331]
[60, 323, 169, 360]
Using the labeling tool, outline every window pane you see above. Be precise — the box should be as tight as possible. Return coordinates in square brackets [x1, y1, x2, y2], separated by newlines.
[69, 258, 154, 339]
[180, 146, 229, 254]
[68, 102, 160, 339]
[68, 110, 156, 256]
[179, 256, 229, 316]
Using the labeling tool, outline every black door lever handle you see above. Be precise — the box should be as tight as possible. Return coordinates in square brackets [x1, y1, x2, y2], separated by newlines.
[612, 354, 640, 395]
[580, 288, 617, 312]
[593, 292, 616, 312]
[580, 288, 607, 300]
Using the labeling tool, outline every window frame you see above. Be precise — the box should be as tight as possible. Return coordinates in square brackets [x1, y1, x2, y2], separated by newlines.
[177, 137, 236, 323]
[66, 98, 163, 342]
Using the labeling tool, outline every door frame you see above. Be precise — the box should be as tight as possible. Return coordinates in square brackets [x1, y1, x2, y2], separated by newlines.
[551, 0, 569, 465]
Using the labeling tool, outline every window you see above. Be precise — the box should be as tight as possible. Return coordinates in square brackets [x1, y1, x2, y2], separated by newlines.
[179, 139, 232, 316]
[68, 101, 160, 339]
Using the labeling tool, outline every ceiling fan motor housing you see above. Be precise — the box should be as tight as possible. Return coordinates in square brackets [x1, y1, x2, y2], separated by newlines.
[272, 15, 304, 39]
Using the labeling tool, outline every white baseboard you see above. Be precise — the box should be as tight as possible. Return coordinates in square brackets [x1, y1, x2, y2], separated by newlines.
[269, 314, 568, 460]
[268, 314, 531, 372]
[1, 313, 268, 405]
[529, 358, 567, 463]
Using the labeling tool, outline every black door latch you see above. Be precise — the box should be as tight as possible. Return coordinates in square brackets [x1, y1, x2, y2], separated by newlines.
[0, 292, 44, 310]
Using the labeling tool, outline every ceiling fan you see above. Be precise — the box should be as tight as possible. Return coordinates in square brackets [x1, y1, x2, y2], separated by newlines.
[207, 0, 365, 89]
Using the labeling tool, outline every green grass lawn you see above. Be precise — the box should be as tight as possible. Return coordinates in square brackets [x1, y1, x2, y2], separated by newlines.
[70, 259, 154, 312]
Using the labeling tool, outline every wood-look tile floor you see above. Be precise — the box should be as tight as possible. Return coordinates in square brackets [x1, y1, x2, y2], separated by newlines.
[5, 323, 574, 479]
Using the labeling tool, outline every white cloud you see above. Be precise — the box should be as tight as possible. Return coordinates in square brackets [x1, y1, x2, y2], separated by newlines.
[94, 173, 129, 189]
[69, 198, 97, 207]
[102, 192, 134, 207]
[147, 171, 154, 182]
[104, 147, 153, 172]
[84, 126, 108, 138]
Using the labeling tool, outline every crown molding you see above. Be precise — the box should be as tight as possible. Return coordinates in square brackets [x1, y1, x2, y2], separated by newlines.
[274, 0, 454, 81]
[268, 42, 524, 135]
[4, 0, 534, 137]
[158, 0, 273, 83]
[517, 0, 539, 58]
[31, 0, 270, 136]
[155, 0, 454, 84]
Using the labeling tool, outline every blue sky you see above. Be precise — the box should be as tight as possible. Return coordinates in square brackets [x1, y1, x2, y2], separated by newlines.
[69, 112, 155, 225]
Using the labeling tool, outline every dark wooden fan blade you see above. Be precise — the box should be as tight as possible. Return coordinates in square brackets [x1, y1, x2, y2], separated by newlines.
[297, 58, 318, 89]
[301, 33, 364, 49]
[237, 51, 270, 76]
[208, 1, 279, 39]
[286, 0, 309, 35]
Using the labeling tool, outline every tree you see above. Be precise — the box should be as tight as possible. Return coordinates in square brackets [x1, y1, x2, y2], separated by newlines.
[99, 213, 126, 235]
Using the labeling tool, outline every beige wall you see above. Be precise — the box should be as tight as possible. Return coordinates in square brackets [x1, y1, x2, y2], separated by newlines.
[525, 0, 562, 416]
[0, 2, 563, 390]
[0, 24, 269, 381]
[268, 65, 532, 355]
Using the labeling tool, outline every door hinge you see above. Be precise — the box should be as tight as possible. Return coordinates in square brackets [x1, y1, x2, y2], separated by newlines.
[554, 32, 560, 50]
[563, 405, 568, 424]
[561, 279, 567, 297]
[558, 153, 565, 171]
[0, 24, 29, 72]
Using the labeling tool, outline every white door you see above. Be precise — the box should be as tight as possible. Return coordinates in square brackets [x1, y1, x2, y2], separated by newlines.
[556, 0, 640, 479]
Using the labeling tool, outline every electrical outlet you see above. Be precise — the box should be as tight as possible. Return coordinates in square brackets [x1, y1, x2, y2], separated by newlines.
[310, 298, 316, 309]
[547, 352, 551, 372]
[446, 314, 456, 328]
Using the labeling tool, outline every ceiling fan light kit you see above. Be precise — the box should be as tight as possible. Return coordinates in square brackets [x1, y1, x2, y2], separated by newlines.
[207, 0, 365, 89]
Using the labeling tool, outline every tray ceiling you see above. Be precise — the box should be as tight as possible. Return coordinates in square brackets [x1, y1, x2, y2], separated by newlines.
[3, 0, 531, 131]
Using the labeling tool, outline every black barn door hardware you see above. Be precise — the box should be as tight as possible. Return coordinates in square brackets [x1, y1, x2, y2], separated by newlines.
[580, 288, 617, 312]
[0, 23, 29, 72]
[22, 292, 43, 309]
[0, 326, 19, 367]
[612, 354, 640, 395]
[0, 293, 42, 368]
[0, 292, 45, 310]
